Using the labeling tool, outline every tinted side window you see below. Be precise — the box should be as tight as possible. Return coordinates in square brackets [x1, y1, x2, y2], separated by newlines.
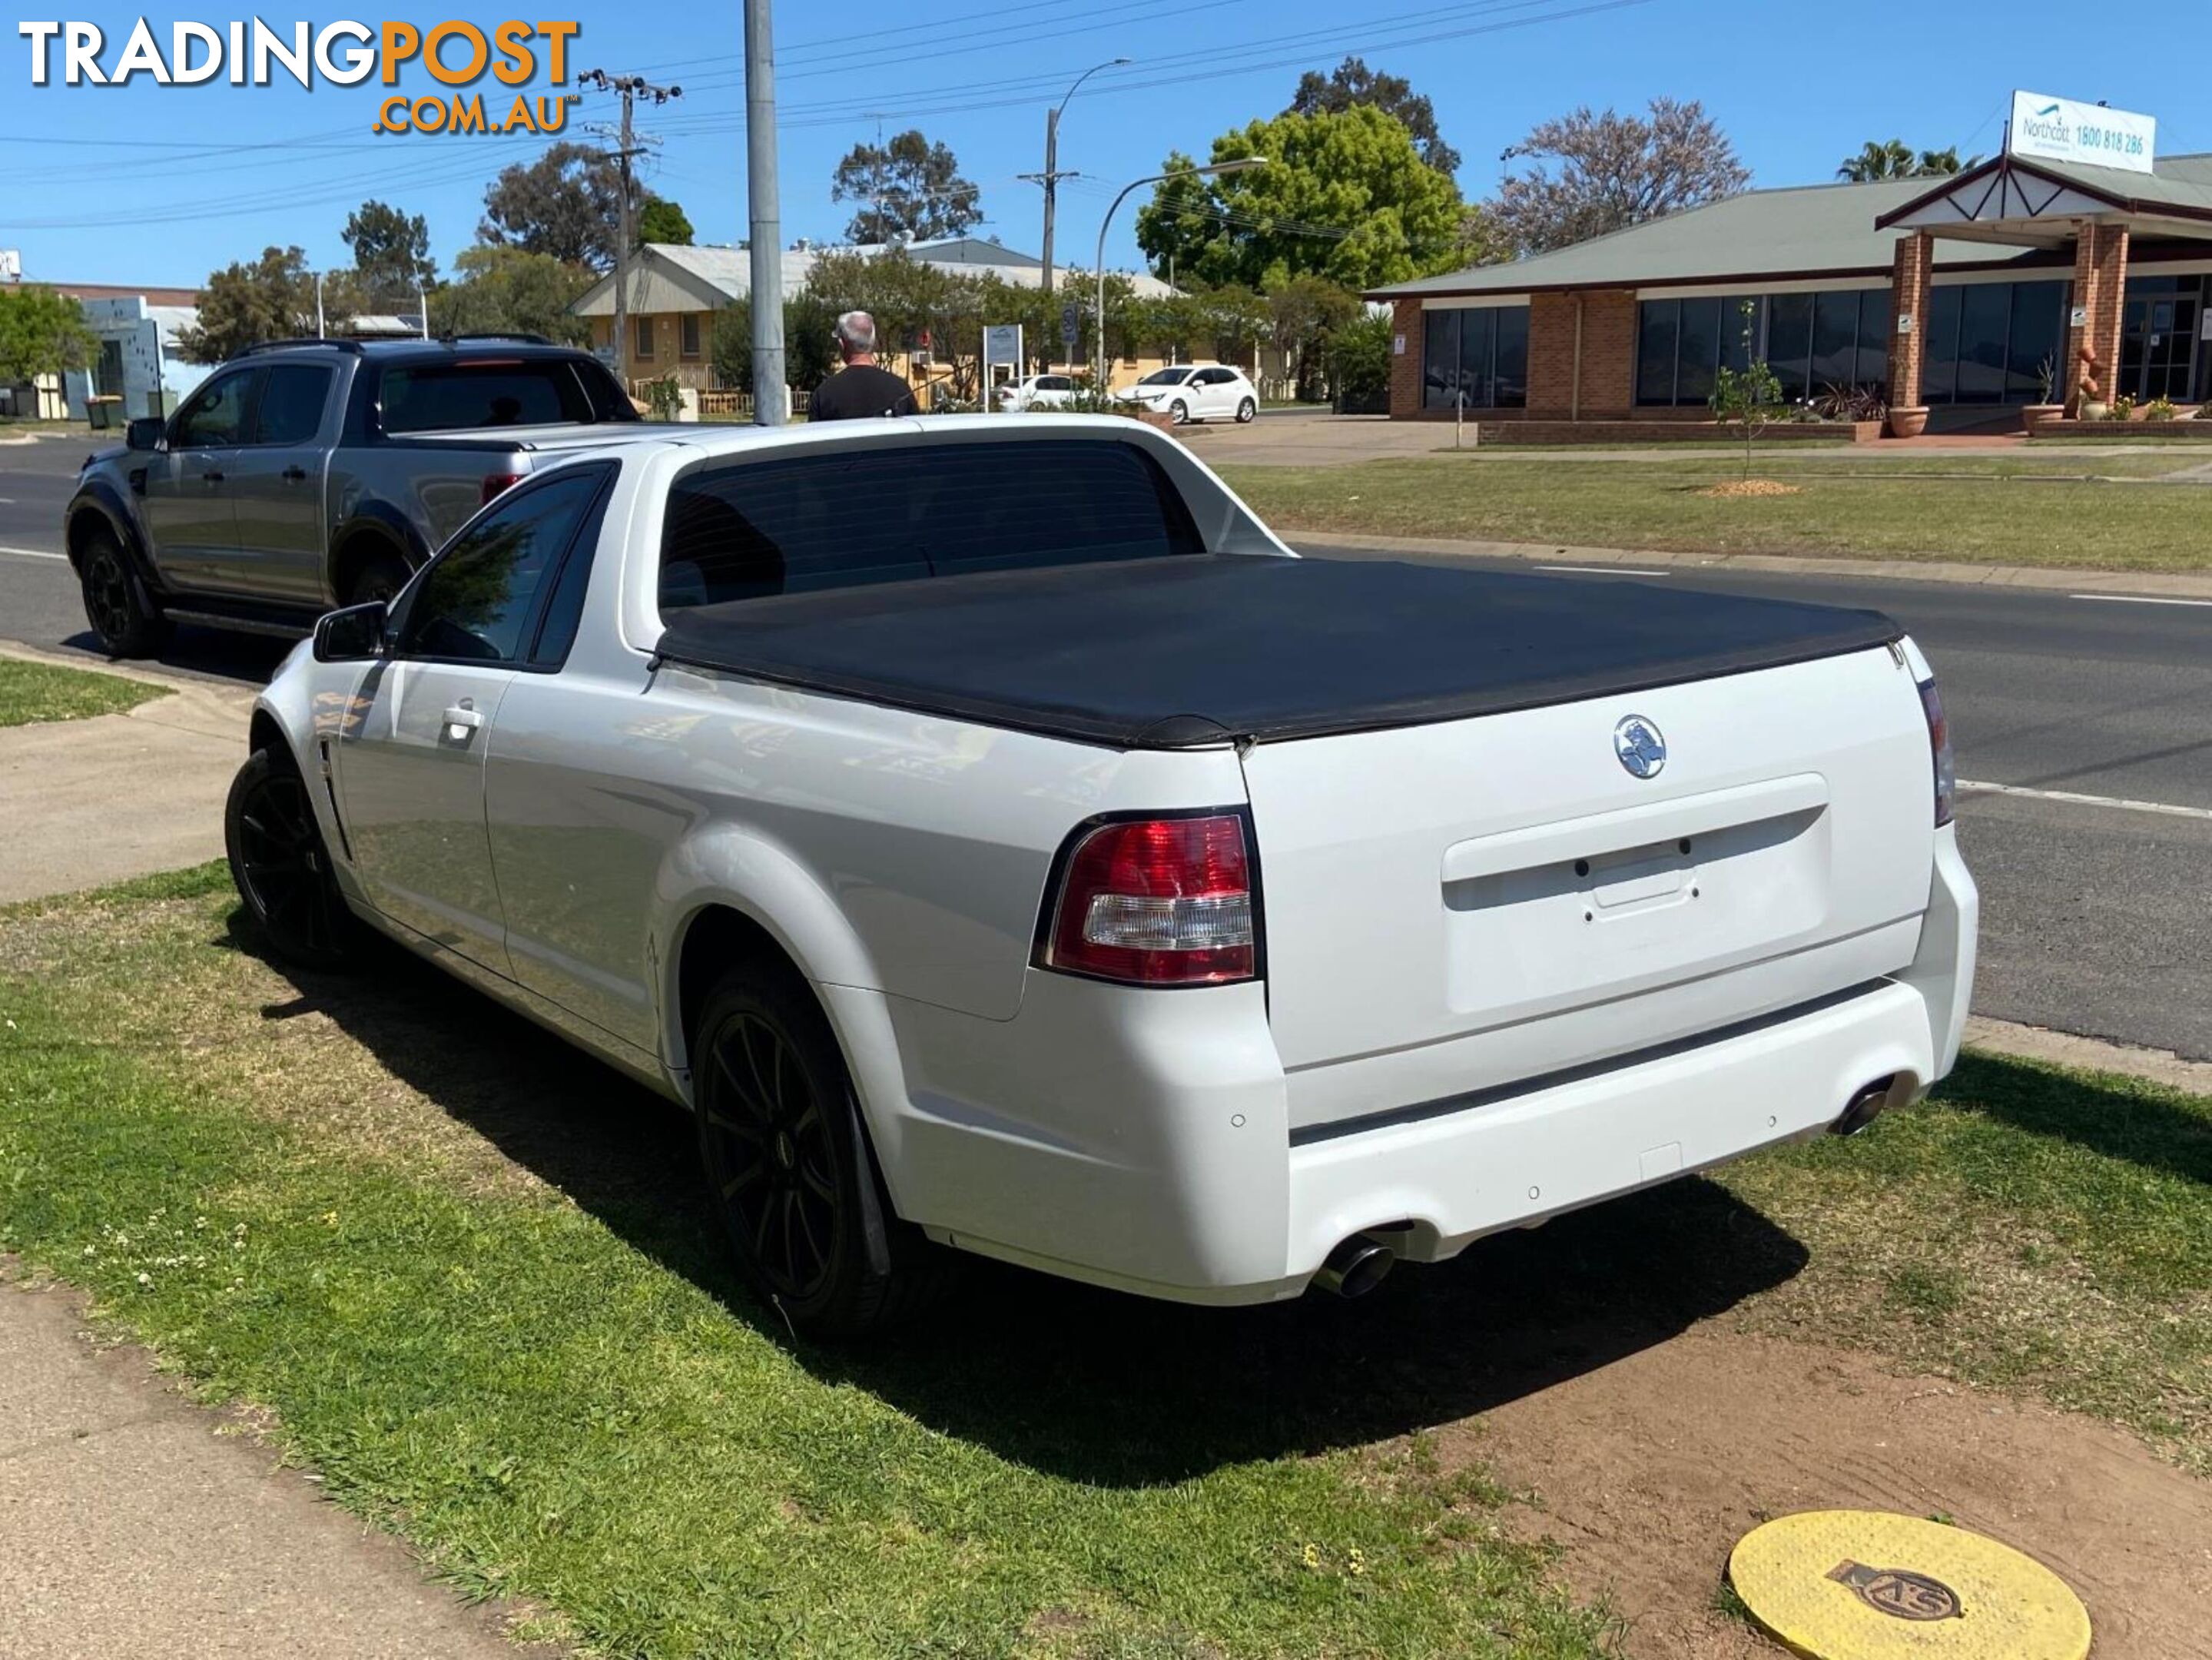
[380, 360, 598, 433]
[251, 364, 333, 445]
[528, 469, 618, 667]
[173, 372, 252, 447]
[659, 439, 1202, 610]
[400, 471, 607, 662]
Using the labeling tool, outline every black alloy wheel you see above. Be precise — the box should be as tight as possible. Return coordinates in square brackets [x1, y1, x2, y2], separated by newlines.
[224, 749, 357, 970]
[78, 532, 168, 658]
[343, 548, 414, 608]
[694, 973, 950, 1336]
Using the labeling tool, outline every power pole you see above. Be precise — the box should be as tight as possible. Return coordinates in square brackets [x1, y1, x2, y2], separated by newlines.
[1023, 59, 1127, 300]
[581, 68, 682, 396]
[744, 0, 784, 423]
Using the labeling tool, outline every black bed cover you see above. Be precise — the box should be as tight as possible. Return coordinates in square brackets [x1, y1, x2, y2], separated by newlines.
[652, 555, 1903, 750]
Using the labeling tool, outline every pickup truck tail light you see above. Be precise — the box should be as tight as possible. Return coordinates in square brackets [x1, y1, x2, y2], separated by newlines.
[480, 471, 523, 504]
[1039, 812, 1258, 986]
[1919, 677, 1955, 827]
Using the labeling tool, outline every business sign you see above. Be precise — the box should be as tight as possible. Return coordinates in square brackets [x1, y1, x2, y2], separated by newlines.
[2007, 91, 2155, 175]
[1060, 302, 1079, 352]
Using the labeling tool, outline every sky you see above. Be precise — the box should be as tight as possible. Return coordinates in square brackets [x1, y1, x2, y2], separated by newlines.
[7, 0, 2212, 290]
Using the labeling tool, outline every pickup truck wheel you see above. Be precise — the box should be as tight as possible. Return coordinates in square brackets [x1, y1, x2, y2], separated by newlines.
[695, 974, 950, 1336]
[343, 547, 414, 607]
[1235, 397, 1257, 423]
[225, 748, 360, 971]
[78, 531, 170, 658]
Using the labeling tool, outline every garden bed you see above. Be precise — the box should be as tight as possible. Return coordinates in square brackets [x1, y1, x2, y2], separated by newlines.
[2028, 419, 2212, 440]
[1466, 419, 1880, 446]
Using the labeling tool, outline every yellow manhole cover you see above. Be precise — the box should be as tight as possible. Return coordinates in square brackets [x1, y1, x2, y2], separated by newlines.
[1729, 1510, 2090, 1659]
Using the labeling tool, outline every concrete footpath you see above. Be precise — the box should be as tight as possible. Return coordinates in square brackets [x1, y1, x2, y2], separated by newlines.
[2, 645, 538, 1658]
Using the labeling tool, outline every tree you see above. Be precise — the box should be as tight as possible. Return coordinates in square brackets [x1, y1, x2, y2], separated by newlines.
[341, 199, 434, 307]
[1837, 140, 1980, 182]
[711, 291, 840, 393]
[1265, 273, 1361, 400]
[1707, 299, 1786, 480]
[636, 197, 695, 247]
[479, 141, 629, 271]
[1487, 98, 1749, 255]
[0, 285, 98, 384]
[174, 247, 352, 363]
[1288, 56, 1460, 177]
[1135, 107, 1467, 292]
[831, 130, 981, 244]
[425, 244, 594, 345]
[1327, 308, 1393, 410]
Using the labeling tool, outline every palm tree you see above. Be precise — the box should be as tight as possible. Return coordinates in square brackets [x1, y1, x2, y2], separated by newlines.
[1837, 140, 1920, 182]
[1839, 140, 1983, 183]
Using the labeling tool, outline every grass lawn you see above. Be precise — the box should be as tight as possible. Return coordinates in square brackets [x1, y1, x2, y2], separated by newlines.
[1219, 454, 2212, 571]
[0, 658, 165, 728]
[2, 872, 2205, 1654]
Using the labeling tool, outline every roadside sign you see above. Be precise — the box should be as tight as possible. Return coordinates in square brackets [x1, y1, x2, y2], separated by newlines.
[1060, 302, 1079, 353]
[2008, 90, 2155, 176]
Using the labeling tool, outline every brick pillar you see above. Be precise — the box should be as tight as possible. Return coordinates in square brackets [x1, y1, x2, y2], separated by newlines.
[1388, 299, 1422, 418]
[1887, 231, 1933, 409]
[2066, 221, 2129, 413]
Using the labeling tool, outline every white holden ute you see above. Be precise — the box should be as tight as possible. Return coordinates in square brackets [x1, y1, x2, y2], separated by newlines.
[230, 416, 1977, 1336]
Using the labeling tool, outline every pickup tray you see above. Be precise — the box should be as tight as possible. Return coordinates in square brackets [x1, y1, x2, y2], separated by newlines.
[651, 555, 1903, 750]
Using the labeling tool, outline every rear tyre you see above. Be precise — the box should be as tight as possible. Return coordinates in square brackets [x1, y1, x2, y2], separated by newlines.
[694, 970, 951, 1338]
[1235, 397, 1257, 423]
[342, 546, 414, 608]
[78, 530, 170, 659]
[225, 747, 361, 971]
[1169, 398, 1190, 426]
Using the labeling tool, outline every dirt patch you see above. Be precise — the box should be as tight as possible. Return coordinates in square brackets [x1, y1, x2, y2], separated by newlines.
[1694, 479, 1803, 499]
[1450, 1326, 2212, 1658]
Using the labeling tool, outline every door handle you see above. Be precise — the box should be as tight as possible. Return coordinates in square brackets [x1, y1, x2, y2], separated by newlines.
[201, 469, 224, 483]
[442, 704, 485, 740]
[281, 465, 308, 482]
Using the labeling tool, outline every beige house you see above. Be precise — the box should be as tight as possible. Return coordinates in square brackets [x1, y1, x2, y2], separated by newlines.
[570, 237, 1188, 402]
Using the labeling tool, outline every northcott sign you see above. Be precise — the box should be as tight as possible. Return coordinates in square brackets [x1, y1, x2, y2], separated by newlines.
[2008, 90, 2156, 176]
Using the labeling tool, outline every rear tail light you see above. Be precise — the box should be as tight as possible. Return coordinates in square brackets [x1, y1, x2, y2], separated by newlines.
[1919, 677, 1955, 827]
[480, 471, 522, 504]
[1039, 812, 1258, 986]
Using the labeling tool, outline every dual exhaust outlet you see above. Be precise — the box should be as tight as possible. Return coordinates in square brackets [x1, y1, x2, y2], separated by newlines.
[1313, 1074, 1902, 1300]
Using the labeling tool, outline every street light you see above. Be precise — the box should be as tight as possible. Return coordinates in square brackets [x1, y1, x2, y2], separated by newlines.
[1093, 156, 1266, 396]
[1036, 57, 1131, 296]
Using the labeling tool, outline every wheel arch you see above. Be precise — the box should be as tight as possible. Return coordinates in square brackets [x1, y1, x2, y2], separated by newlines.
[65, 486, 154, 583]
[328, 506, 428, 603]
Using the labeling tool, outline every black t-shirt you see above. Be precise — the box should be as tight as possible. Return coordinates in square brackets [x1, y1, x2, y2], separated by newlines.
[808, 364, 919, 421]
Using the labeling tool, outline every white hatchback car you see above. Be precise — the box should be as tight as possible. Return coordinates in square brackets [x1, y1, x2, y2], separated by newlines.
[1114, 364, 1259, 425]
[993, 373, 1081, 413]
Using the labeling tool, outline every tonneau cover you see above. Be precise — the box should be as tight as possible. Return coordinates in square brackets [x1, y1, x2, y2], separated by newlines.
[651, 555, 1903, 749]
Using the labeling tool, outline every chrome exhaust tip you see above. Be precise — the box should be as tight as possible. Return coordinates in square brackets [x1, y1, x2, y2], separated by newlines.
[1312, 1234, 1395, 1299]
[1831, 1076, 1898, 1137]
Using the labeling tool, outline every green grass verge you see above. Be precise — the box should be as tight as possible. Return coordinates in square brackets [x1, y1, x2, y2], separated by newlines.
[2, 876, 2204, 1655]
[0, 658, 166, 729]
[0, 875, 1610, 1659]
[1219, 455, 2212, 570]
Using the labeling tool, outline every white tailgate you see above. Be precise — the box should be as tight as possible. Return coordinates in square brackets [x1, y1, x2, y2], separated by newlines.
[1240, 646, 1935, 1130]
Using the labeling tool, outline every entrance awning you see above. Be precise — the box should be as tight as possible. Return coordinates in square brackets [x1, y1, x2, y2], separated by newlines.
[1876, 154, 2212, 249]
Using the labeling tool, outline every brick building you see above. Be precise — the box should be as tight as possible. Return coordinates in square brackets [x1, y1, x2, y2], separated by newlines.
[1371, 144, 2212, 430]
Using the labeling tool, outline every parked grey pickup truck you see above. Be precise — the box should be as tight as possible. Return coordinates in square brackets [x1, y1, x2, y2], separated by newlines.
[64, 334, 643, 654]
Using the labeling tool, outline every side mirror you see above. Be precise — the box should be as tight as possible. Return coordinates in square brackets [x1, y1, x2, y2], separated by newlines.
[313, 600, 389, 663]
[124, 417, 165, 451]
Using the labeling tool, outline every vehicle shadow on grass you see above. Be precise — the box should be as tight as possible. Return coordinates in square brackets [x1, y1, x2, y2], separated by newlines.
[1948, 1051, 2211, 1187]
[235, 915, 1812, 1488]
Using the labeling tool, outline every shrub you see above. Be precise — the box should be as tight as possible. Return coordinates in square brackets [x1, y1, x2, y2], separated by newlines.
[2145, 396, 2178, 422]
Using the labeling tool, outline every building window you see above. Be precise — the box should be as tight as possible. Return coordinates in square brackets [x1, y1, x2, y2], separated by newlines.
[1638, 289, 1892, 407]
[1421, 307, 1531, 410]
[680, 314, 702, 359]
[635, 316, 655, 360]
[1919, 281, 2064, 406]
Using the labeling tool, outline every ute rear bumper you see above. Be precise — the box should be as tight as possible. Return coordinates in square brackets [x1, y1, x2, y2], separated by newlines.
[870, 828, 1975, 1306]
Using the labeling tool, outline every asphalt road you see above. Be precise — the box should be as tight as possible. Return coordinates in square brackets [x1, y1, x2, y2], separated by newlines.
[4, 431, 2207, 1057]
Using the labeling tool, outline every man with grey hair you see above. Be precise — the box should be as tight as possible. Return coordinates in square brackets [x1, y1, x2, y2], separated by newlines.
[808, 309, 920, 421]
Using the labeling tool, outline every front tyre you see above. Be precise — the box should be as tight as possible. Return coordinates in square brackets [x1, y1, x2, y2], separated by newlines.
[1235, 396, 1257, 423]
[78, 530, 170, 659]
[695, 971, 950, 1337]
[343, 546, 414, 608]
[225, 747, 360, 971]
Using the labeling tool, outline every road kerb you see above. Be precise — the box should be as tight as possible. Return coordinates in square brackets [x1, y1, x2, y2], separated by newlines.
[1964, 1016, 2212, 1096]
